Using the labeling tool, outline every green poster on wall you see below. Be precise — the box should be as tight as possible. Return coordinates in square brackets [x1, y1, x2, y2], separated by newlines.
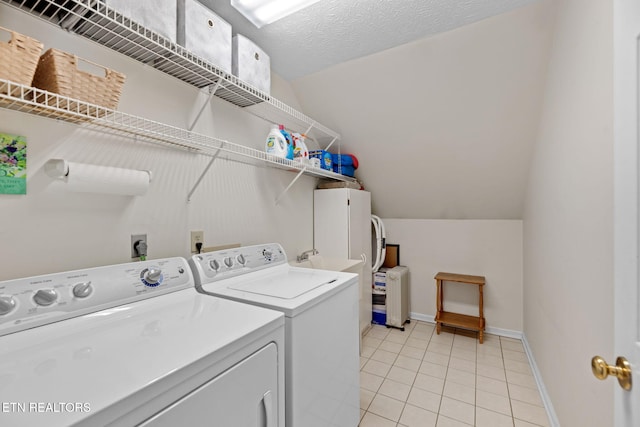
[0, 133, 27, 195]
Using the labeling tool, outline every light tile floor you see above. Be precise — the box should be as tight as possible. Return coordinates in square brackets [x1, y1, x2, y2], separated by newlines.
[359, 321, 550, 427]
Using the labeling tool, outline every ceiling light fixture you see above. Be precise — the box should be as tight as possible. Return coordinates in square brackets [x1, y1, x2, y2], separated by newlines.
[231, 0, 322, 28]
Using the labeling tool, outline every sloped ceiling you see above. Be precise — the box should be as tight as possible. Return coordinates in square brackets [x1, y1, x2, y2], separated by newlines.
[291, 0, 555, 219]
[201, 0, 540, 80]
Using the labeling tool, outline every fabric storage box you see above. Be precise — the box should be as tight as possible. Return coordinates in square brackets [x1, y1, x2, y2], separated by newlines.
[0, 26, 43, 88]
[177, 0, 232, 74]
[232, 34, 270, 94]
[104, 0, 177, 42]
[32, 48, 126, 110]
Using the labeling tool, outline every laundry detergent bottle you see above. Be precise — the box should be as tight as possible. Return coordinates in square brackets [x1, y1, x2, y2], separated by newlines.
[265, 125, 288, 158]
[292, 133, 309, 162]
[279, 125, 294, 160]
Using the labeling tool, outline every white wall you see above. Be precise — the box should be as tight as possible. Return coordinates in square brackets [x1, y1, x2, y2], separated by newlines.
[382, 219, 523, 333]
[291, 1, 554, 220]
[0, 5, 316, 281]
[522, 0, 614, 425]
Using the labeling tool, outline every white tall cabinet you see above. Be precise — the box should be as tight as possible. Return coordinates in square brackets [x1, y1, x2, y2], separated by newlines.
[314, 189, 372, 339]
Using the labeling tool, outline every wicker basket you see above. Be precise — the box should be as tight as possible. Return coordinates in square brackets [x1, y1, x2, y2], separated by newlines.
[32, 48, 126, 110]
[0, 26, 43, 87]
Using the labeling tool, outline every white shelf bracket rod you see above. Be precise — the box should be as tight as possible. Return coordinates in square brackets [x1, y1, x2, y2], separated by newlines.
[325, 136, 338, 151]
[275, 168, 306, 205]
[187, 145, 224, 202]
[304, 123, 315, 135]
[188, 81, 222, 131]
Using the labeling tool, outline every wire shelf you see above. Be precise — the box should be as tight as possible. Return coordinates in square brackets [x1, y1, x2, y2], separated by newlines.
[1, 0, 341, 143]
[0, 79, 356, 183]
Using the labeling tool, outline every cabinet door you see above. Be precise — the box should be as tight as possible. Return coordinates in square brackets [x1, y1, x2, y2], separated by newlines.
[346, 190, 373, 336]
[141, 343, 278, 427]
[346, 189, 372, 262]
[314, 189, 350, 258]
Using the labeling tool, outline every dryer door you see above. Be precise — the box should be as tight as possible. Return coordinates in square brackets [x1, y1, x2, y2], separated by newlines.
[141, 343, 278, 427]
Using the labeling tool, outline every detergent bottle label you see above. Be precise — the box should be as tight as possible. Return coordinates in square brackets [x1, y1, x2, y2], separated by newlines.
[324, 153, 332, 169]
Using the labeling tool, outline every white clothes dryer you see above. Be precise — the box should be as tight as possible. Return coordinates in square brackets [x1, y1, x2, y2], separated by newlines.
[190, 243, 360, 427]
[0, 257, 285, 427]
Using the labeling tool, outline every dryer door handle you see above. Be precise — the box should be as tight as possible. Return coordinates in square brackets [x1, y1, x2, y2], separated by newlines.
[262, 390, 274, 427]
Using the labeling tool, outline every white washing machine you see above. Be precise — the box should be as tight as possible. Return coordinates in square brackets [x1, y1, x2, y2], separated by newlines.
[190, 243, 360, 427]
[0, 257, 285, 427]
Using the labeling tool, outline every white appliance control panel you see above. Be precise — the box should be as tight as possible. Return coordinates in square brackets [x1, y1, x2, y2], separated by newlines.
[190, 243, 287, 285]
[0, 257, 193, 337]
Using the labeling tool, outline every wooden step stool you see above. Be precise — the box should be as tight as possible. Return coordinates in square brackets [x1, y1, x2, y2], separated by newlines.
[434, 272, 486, 343]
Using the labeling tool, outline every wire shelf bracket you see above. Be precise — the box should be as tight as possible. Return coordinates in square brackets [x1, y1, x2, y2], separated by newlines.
[187, 144, 224, 203]
[275, 168, 306, 205]
[325, 136, 339, 152]
[188, 81, 221, 132]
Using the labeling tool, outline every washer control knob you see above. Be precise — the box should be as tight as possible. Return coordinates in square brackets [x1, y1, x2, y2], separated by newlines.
[236, 254, 246, 265]
[0, 295, 17, 316]
[73, 282, 93, 298]
[209, 259, 221, 271]
[224, 257, 234, 268]
[263, 249, 273, 261]
[33, 289, 58, 306]
[142, 268, 162, 286]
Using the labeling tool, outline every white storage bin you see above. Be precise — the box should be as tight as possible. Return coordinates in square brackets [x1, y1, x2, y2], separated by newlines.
[177, 0, 232, 74]
[232, 34, 270, 94]
[105, 0, 177, 42]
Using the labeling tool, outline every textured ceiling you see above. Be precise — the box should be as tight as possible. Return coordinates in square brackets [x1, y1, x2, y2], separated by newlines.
[201, 0, 539, 80]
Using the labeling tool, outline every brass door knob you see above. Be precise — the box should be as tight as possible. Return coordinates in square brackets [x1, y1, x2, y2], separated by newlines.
[591, 355, 632, 391]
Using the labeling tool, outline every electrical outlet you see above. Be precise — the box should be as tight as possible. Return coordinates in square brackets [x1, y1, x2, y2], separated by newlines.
[191, 231, 204, 254]
[131, 234, 147, 259]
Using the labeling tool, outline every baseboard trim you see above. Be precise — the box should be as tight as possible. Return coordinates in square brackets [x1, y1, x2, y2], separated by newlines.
[409, 312, 522, 339]
[521, 333, 560, 427]
[409, 312, 435, 324]
[409, 313, 559, 426]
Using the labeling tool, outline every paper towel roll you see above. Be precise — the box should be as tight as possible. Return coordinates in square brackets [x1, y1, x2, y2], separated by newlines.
[44, 159, 151, 196]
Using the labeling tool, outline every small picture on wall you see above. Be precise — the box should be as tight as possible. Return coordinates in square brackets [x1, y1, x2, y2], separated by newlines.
[0, 133, 27, 195]
[383, 244, 400, 268]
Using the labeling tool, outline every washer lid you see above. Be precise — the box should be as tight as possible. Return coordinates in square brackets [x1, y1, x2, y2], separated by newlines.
[199, 265, 358, 317]
[228, 270, 337, 299]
